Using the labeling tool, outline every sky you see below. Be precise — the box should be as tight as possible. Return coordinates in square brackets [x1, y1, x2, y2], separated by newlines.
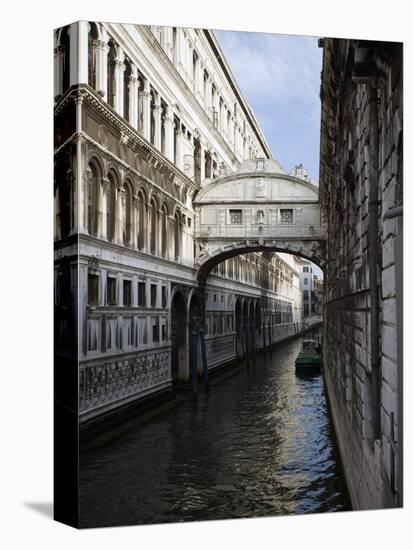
[215, 30, 322, 180]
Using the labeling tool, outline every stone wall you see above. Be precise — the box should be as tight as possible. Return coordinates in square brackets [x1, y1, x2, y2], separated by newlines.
[319, 38, 403, 509]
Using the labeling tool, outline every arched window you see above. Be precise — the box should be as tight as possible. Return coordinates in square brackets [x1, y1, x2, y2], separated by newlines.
[136, 190, 146, 251]
[124, 181, 133, 246]
[87, 162, 99, 237]
[107, 41, 116, 108]
[174, 211, 181, 261]
[107, 171, 117, 242]
[150, 198, 158, 255]
[161, 204, 168, 258]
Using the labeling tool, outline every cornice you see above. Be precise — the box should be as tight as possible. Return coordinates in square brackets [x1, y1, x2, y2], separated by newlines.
[54, 85, 198, 194]
[81, 132, 195, 216]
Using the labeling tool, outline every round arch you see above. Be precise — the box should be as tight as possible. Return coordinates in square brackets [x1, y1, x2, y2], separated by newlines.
[196, 242, 325, 286]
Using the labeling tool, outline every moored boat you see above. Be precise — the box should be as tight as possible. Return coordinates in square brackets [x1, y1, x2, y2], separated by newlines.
[295, 339, 322, 374]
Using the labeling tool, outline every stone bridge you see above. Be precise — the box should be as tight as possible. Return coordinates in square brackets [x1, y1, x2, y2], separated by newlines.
[193, 159, 326, 284]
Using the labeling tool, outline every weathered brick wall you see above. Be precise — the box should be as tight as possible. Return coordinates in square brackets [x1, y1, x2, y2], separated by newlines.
[319, 39, 402, 509]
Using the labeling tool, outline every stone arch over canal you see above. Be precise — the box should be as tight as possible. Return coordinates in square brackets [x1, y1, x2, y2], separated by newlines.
[193, 158, 326, 285]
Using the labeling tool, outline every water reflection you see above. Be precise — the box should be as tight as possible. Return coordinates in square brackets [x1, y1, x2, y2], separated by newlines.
[79, 337, 349, 528]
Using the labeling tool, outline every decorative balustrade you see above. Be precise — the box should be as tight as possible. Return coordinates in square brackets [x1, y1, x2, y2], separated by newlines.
[79, 346, 170, 416]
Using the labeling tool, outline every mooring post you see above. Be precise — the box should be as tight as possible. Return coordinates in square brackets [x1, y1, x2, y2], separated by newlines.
[268, 322, 272, 347]
[191, 330, 198, 398]
[250, 323, 255, 357]
[200, 329, 209, 387]
[263, 323, 266, 349]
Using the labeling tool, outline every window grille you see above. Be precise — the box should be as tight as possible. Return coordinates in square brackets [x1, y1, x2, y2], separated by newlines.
[280, 209, 293, 224]
[229, 209, 243, 224]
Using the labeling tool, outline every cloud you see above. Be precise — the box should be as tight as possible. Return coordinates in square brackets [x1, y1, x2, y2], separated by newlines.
[215, 30, 321, 106]
[214, 30, 322, 177]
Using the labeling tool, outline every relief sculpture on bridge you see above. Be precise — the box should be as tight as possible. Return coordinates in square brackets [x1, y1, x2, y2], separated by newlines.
[193, 159, 326, 283]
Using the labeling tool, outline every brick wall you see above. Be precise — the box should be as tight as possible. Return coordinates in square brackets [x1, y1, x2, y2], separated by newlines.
[319, 39, 402, 509]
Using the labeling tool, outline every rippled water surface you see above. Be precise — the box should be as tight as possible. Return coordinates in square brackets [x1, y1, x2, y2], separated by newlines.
[79, 338, 349, 527]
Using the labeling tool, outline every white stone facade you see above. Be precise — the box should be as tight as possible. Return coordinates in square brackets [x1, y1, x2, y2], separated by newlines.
[54, 21, 304, 423]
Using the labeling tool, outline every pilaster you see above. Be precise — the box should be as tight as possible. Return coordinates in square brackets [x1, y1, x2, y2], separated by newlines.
[139, 78, 151, 140]
[54, 46, 64, 98]
[128, 65, 139, 129]
[163, 105, 174, 161]
[93, 36, 109, 98]
[99, 177, 110, 239]
[115, 188, 125, 244]
[153, 93, 162, 150]
[114, 52, 125, 116]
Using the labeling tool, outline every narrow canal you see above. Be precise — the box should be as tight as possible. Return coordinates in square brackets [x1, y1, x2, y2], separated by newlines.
[79, 336, 350, 528]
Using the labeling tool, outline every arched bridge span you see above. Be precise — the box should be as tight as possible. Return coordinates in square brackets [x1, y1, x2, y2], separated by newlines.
[193, 159, 326, 285]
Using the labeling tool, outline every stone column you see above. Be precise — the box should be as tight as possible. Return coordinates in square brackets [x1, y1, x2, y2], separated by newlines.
[145, 202, 151, 253]
[205, 76, 211, 115]
[200, 143, 206, 182]
[99, 177, 109, 239]
[114, 51, 125, 116]
[94, 32, 109, 98]
[186, 38, 192, 83]
[128, 65, 139, 129]
[176, 28, 184, 75]
[165, 27, 173, 60]
[69, 21, 89, 86]
[220, 100, 225, 135]
[115, 188, 125, 245]
[131, 195, 138, 249]
[139, 78, 151, 140]
[196, 60, 204, 102]
[153, 92, 162, 150]
[229, 117, 234, 149]
[175, 122, 184, 171]
[54, 45, 64, 98]
[163, 104, 174, 161]
[73, 94, 86, 234]
[157, 208, 163, 258]
[168, 215, 175, 259]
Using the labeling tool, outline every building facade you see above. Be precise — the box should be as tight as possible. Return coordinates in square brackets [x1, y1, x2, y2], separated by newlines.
[54, 22, 304, 424]
[319, 38, 403, 509]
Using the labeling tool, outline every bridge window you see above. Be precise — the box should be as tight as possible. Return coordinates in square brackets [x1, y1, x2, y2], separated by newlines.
[280, 209, 293, 224]
[229, 209, 243, 225]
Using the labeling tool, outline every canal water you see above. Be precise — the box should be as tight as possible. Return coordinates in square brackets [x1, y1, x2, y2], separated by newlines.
[79, 336, 350, 528]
